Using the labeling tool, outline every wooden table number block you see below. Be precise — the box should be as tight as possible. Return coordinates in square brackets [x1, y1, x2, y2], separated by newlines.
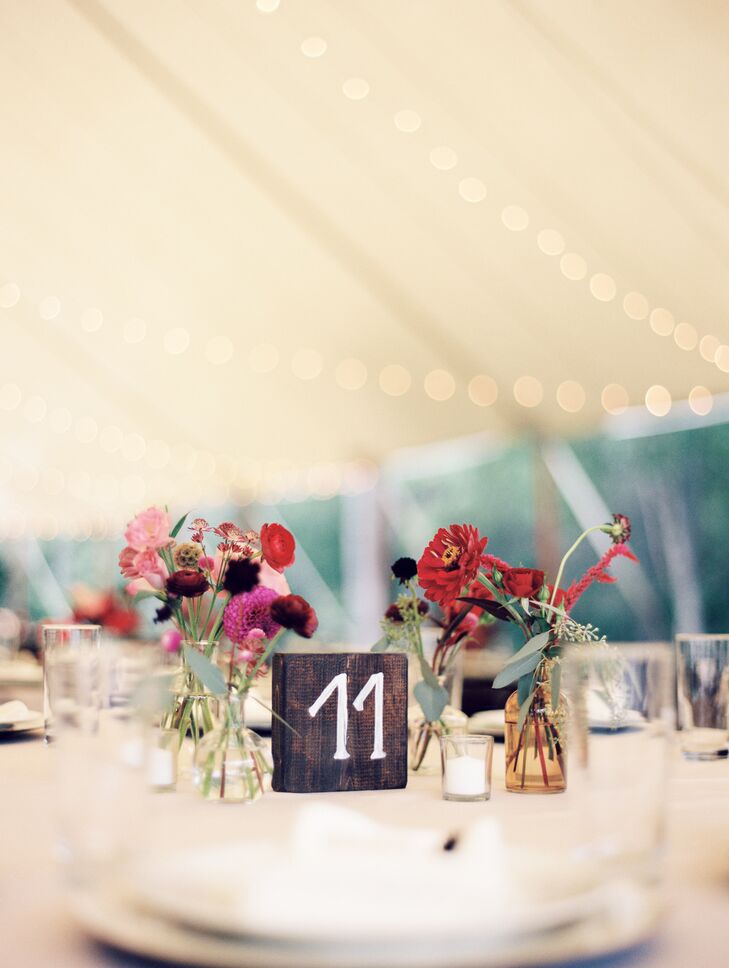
[272, 652, 408, 793]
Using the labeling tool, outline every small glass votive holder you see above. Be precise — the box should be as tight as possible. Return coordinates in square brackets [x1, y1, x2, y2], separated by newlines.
[440, 733, 494, 801]
[676, 633, 729, 760]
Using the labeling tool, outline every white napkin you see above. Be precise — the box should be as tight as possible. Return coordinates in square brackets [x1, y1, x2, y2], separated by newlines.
[129, 803, 603, 943]
[0, 699, 35, 725]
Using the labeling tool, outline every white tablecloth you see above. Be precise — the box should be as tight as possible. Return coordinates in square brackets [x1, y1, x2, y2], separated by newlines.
[2, 690, 729, 968]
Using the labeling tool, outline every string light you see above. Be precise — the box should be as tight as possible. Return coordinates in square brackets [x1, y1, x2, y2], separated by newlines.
[394, 110, 421, 133]
[688, 386, 713, 416]
[645, 385, 672, 417]
[424, 369, 456, 401]
[301, 37, 327, 57]
[501, 206, 529, 231]
[468, 374, 498, 407]
[379, 364, 411, 396]
[458, 177, 486, 203]
[513, 375, 543, 408]
[342, 78, 369, 100]
[601, 383, 629, 415]
[429, 146, 458, 171]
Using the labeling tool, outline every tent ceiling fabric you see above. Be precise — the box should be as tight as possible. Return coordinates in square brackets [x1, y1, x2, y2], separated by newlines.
[1, 0, 728, 531]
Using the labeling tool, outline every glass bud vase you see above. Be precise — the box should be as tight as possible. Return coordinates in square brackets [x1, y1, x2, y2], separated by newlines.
[160, 641, 217, 779]
[193, 692, 273, 803]
[408, 704, 468, 775]
[504, 681, 567, 794]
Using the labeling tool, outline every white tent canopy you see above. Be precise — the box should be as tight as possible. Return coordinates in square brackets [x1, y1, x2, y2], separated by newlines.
[1, 0, 728, 533]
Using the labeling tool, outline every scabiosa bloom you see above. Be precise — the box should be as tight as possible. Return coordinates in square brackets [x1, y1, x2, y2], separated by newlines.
[166, 569, 209, 599]
[605, 513, 631, 544]
[417, 524, 489, 608]
[223, 558, 260, 596]
[173, 542, 203, 569]
[391, 557, 418, 583]
[223, 586, 281, 644]
[270, 594, 318, 638]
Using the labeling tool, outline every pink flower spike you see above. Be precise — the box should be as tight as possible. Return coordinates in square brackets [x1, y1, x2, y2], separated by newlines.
[161, 629, 182, 653]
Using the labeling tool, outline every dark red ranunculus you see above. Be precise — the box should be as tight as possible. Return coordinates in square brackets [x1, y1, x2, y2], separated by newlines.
[501, 567, 545, 599]
[260, 523, 296, 572]
[270, 594, 318, 638]
[417, 524, 488, 608]
[166, 569, 209, 599]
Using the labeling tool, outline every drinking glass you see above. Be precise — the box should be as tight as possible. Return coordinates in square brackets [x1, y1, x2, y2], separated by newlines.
[440, 733, 494, 801]
[43, 624, 101, 743]
[675, 634, 729, 760]
[561, 642, 674, 884]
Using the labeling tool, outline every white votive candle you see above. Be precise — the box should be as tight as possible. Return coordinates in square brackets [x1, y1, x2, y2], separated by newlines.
[441, 733, 493, 801]
[146, 745, 176, 790]
[445, 755, 486, 796]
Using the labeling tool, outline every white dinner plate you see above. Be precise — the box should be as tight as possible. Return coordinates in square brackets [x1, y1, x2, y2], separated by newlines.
[0, 713, 44, 734]
[68, 875, 660, 968]
[468, 709, 505, 737]
[124, 837, 607, 945]
[0, 659, 42, 686]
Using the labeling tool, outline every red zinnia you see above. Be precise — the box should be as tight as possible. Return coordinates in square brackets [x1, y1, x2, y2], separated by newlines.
[260, 523, 296, 572]
[417, 524, 488, 608]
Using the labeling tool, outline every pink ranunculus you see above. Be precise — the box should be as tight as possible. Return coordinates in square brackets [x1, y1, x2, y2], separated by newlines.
[132, 549, 167, 586]
[119, 546, 139, 579]
[124, 506, 172, 552]
[258, 559, 290, 597]
[126, 577, 163, 597]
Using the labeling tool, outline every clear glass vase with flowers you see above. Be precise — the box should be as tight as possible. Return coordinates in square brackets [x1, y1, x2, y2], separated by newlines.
[411, 515, 636, 794]
[119, 509, 317, 789]
[374, 555, 479, 775]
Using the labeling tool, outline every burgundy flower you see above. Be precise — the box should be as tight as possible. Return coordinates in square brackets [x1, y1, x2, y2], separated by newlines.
[501, 567, 545, 599]
[417, 524, 488, 608]
[165, 569, 209, 599]
[270, 594, 318, 638]
[391, 557, 418, 583]
[222, 558, 260, 595]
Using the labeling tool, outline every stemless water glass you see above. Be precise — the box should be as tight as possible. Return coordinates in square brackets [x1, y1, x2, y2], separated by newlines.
[440, 733, 494, 801]
[43, 624, 101, 743]
[561, 642, 674, 884]
[675, 634, 729, 760]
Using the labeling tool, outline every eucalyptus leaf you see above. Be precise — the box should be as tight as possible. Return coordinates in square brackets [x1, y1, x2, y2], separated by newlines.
[493, 649, 542, 690]
[517, 690, 536, 732]
[551, 662, 561, 711]
[418, 654, 441, 689]
[183, 643, 227, 696]
[413, 679, 449, 723]
[370, 637, 392, 653]
[132, 672, 176, 717]
[517, 670, 533, 706]
[170, 512, 190, 539]
[504, 630, 551, 667]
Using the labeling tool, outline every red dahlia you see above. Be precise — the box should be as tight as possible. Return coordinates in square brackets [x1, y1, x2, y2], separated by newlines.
[417, 524, 488, 608]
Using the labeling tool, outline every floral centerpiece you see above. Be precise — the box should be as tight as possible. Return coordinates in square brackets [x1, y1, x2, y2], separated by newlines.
[119, 507, 318, 800]
[70, 583, 139, 636]
[381, 515, 636, 792]
[376, 549, 490, 773]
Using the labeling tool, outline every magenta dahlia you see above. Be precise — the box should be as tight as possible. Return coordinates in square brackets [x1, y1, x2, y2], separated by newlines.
[223, 585, 281, 644]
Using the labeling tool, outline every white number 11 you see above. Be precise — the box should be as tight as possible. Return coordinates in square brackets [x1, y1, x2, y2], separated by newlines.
[308, 672, 386, 761]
